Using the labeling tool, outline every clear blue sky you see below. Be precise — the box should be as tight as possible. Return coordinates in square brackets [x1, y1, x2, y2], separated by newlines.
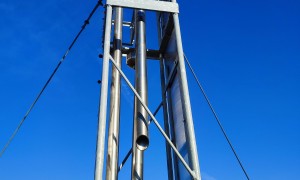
[0, 0, 299, 179]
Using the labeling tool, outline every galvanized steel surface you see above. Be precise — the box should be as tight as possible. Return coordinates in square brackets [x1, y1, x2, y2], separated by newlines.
[131, 9, 149, 180]
[95, 5, 113, 180]
[105, 7, 123, 180]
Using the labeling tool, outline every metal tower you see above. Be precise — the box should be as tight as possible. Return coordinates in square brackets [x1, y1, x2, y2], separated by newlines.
[95, 0, 201, 179]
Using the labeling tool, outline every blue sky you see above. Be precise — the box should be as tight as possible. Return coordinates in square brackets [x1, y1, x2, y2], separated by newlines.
[0, 0, 299, 179]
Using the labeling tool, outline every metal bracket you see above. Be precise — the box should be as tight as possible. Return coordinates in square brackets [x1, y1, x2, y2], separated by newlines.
[125, 49, 160, 69]
[106, 0, 179, 13]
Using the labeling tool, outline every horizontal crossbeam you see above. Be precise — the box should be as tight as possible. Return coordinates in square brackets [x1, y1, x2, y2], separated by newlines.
[106, 0, 179, 13]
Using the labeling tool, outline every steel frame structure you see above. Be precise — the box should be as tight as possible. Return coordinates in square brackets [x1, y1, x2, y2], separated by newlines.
[95, 1, 201, 179]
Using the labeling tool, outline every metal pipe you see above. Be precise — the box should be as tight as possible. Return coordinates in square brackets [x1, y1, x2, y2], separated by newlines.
[95, 5, 113, 180]
[131, 88, 139, 179]
[109, 55, 196, 179]
[118, 102, 163, 172]
[135, 10, 149, 151]
[131, 9, 148, 180]
[172, 13, 201, 180]
[106, 7, 123, 180]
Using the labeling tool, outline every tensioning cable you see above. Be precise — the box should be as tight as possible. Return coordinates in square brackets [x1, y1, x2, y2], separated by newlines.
[184, 54, 250, 180]
[0, 1, 103, 158]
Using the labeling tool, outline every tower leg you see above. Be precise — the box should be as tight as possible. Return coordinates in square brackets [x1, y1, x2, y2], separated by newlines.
[95, 5, 113, 180]
[172, 13, 201, 180]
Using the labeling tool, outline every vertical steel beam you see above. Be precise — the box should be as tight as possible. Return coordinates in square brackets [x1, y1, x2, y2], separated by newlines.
[156, 12, 174, 180]
[135, 10, 149, 150]
[131, 9, 148, 180]
[106, 7, 123, 180]
[172, 11, 201, 180]
[95, 5, 113, 180]
[165, 69, 180, 180]
[159, 59, 175, 180]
